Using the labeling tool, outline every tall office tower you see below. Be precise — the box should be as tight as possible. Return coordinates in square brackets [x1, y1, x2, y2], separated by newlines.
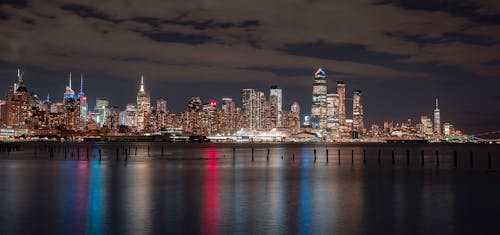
[326, 93, 340, 137]
[289, 102, 301, 134]
[242, 89, 255, 129]
[269, 85, 283, 128]
[352, 90, 364, 133]
[5, 68, 32, 127]
[188, 97, 202, 112]
[255, 91, 267, 129]
[434, 98, 441, 136]
[311, 68, 327, 132]
[78, 74, 88, 125]
[420, 115, 433, 136]
[60, 73, 80, 131]
[0, 100, 6, 125]
[95, 97, 110, 127]
[120, 103, 137, 127]
[337, 80, 346, 126]
[136, 75, 151, 132]
[221, 97, 236, 135]
[156, 98, 167, 130]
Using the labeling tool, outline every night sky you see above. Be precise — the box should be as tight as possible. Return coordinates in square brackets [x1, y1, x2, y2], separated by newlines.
[1, 0, 499, 134]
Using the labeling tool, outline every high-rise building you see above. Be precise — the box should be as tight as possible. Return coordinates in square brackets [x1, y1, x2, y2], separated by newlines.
[221, 97, 237, 134]
[311, 68, 327, 132]
[156, 98, 167, 130]
[78, 73, 88, 126]
[337, 80, 346, 126]
[94, 97, 109, 127]
[120, 103, 137, 127]
[242, 89, 255, 129]
[5, 68, 32, 127]
[434, 98, 441, 136]
[0, 100, 6, 125]
[63, 73, 80, 131]
[188, 97, 202, 112]
[352, 90, 364, 133]
[242, 88, 267, 130]
[269, 85, 282, 128]
[135, 75, 151, 132]
[288, 102, 301, 134]
[420, 115, 433, 136]
[326, 93, 340, 137]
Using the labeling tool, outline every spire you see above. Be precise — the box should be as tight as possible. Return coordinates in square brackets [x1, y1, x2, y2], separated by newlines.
[80, 73, 84, 94]
[435, 98, 439, 109]
[47, 93, 50, 102]
[69, 72, 72, 89]
[140, 74, 145, 93]
[17, 68, 24, 82]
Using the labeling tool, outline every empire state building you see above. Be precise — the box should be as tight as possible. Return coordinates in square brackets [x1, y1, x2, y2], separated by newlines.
[136, 75, 151, 132]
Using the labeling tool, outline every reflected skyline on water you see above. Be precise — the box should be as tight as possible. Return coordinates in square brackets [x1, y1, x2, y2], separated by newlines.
[0, 143, 499, 234]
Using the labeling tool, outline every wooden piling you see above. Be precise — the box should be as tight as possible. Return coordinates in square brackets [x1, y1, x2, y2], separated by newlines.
[252, 147, 254, 161]
[421, 150, 424, 167]
[436, 150, 440, 168]
[351, 149, 354, 165]
[338, 149, 341, 165]
[98, 149, 102, 161]
[267, 149, 270, 161]
[326, 149, 329, 163]
[488, 152, 492, 169]
[453, 151, 458, 168]
[363, 149, 366, 165]
[314, 149, 317, 162]
[470, 151, 473, 168]
[406, 150, 410, 167]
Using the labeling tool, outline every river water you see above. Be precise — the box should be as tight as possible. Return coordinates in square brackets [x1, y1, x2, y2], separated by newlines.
[0, 142, 499, 234]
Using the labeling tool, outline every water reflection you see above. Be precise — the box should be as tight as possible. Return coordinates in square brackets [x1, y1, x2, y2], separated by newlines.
[203, 148, 219, 235]
[87, 161, 105, 234]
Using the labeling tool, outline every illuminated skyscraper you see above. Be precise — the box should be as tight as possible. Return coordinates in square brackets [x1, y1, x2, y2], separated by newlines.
[269, 85, 282, 128]
[63, 73, 80, 131]
[221, 97, 237, 134]
[289, 102, 301, 134]
[326, 93, 340, 137]
[352, 90, 364, 133]
[95, 97, 109, 127]
[337, 80, 346, 126]
[311, 68, 327, 131]
[434, 98, 441, 136]
[5, 68, 31, 127]
[135, 75, 151, 132]
[78, 74, 88, 130]
[156, 98, 167, 130]
[242, 89, 255, 129]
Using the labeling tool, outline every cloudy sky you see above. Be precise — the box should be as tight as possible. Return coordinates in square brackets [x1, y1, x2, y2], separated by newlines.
[1, 0, 499, 133]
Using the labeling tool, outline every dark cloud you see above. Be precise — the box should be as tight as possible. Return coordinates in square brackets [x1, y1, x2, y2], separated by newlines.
[373, 0, 500, 25]
[386, 31, 500, 46]
[139, 30, 212, 44]
[0, 0, 27, 8]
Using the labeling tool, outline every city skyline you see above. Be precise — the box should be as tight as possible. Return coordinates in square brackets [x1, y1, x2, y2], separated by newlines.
[1, 1, 500, 134]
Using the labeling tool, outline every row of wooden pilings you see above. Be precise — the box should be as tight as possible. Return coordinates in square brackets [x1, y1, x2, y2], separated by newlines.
[243, 147, 494, 169]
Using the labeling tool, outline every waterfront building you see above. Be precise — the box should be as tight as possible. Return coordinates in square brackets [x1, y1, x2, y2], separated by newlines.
[311, 68, 327, 132]
[326, 93, 340, 138]
[62, 73, 81, 131]
[78, 74, 88, 128]
[288, 102, 301, 134]
[352, 90, 364, 134]
[135, 75, 151, 132]
[269, 85, 283, 128]
[221, 97, 237, 135]
[95, 97, 110, 127]
[5, 68, 32, 127]
[337, 80, 346, 127]
[434, 98, 441, 137]
[155, 98, 167, 130]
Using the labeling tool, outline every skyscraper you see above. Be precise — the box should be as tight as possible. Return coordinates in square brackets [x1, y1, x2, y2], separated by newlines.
[95, 97, 109, 127]
[78, 73, 88, 128]
[311, 68, 327, 131]
[242, 89, 255, 129]
[337, 80, 346, 126]
[352, 90, 364, 133]
[434, 98, 441, 136]
[63, 73, 80, 131]
[269, 85, 282, 128]
[326, 93, 340, 137]
[221, 97, 237, 134]
[136, 75, 151, 132]
[289, 102, 301, 134]
[5, 68, 31, 127]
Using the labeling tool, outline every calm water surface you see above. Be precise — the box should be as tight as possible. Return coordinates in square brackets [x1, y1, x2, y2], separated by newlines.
[0, 142, 499, 234]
